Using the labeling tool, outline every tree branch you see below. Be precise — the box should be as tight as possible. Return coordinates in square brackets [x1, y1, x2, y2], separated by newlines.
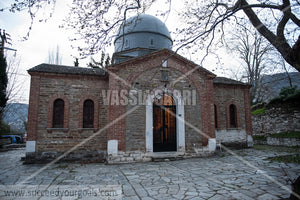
[238, 0, 300, 71]
[237, 3, 282, 10]
[290, 13, 300, 27]
[277, 0, 291, 41]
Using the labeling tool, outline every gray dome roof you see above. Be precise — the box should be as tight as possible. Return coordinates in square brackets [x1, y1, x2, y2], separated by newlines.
[114, 14, 172, 53]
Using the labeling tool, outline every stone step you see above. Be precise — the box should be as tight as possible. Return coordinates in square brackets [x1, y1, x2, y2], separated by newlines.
[152, 156, 184, 162]
[151, 152, 185, 162]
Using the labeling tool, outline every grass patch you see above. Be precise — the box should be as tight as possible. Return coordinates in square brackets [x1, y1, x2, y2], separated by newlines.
[56, 164, 68, 169]
[270, 131, 300, 138]
[267, 154, 300, 164]
[253, 135, 267, 141]
[253, 145, 299, 153]
[253, 144, 271, 150]
[251, 107, 265, 115]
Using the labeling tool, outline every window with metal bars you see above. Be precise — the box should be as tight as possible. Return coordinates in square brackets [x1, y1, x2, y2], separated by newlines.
[214, 104, 218, 128]
[229, 104, 237, 128]
[53, 99, 64, 128]
[83, 99, 94, 128]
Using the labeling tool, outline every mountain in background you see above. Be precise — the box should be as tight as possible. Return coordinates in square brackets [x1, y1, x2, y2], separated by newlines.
[259, 72, 300, 102]
[3, 103, 28, 133]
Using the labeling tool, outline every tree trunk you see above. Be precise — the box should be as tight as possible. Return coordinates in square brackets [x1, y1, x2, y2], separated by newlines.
[240, 0, 300, 72]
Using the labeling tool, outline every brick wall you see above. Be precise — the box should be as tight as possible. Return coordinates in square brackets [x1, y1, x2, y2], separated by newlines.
[26, 49, 252, 163]
[27, 74, 41, 141]
[214, 84, 247, 130]
[213, 83, 251, 145]
[28, 72, 109, 156]
[108, 50, 215, 152]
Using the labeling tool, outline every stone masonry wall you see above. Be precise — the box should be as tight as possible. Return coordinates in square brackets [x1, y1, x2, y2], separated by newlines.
[252, 101, 300, 135]
[267, 137, 300, 147]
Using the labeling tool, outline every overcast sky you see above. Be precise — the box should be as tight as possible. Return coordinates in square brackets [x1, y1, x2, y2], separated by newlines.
[1, 0, 210, 104]
[1, 0, 289, 104]
[1, 0, 96, 103]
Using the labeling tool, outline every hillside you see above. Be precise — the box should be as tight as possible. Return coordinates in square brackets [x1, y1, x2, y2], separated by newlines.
[259, 72, 300, 102]
[3, 103, 28, 133]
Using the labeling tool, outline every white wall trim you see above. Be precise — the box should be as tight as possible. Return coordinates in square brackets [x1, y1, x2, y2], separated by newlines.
[208, 138, 216, 152]
[145, 89, 185, 152]
[26, 141, 36, 153]
[215, 129, 247, 143]
[107, 140, 118, 155]
[247, 135, 253, 147]
[146, 97, 153, 152]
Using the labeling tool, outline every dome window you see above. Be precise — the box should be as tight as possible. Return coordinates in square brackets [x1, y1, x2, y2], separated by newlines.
[149, 38, 155, 48]
[125, 39, 129, 49]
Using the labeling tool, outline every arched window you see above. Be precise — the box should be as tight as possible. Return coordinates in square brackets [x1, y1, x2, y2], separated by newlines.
[214, 104, 218, 128]
[229, 104, 237, 128]
[53, 99, 64, 128]
[125, 39, 129, 49]
[83, 99, 94, 128]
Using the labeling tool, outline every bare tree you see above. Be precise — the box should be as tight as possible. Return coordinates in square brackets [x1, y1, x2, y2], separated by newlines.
[178, 0, 300, 71]
[227, 27, 274, 103]
[0, 29, 26, 133]
[6, 56, 25, 103]
[2, 0, 300, 71]
[47, 45, 62, 65]
[271, 52, 296, 87]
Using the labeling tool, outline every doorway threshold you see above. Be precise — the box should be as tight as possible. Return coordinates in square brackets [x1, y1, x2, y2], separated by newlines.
[151, 152, 185, 162]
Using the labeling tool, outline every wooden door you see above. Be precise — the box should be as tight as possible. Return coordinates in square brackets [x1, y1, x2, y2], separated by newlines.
[153, 95, 176, 152]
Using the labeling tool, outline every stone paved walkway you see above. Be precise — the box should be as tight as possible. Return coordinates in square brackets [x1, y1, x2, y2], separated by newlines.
[0, 146, 299, 199]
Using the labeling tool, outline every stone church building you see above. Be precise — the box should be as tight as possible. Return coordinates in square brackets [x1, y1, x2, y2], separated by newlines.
[25, 14, 253, 163]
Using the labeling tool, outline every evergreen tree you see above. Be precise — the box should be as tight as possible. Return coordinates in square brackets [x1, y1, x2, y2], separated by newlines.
[74, 58, 79, 67]
[0, 31, 8, 122]
[105, 55, 110, 67]
[0, 50, 8, 121]
[87, 51, 111, 69]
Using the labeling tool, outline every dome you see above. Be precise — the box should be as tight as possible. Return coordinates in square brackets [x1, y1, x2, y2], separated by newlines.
[114, 14, 172, 53]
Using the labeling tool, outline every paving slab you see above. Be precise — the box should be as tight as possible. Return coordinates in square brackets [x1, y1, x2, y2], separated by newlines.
[0, 146, 299, 199]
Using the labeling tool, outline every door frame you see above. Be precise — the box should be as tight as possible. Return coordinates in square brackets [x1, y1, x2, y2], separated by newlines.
[145, 89, 185, 153]
[153, 102, 177, 152]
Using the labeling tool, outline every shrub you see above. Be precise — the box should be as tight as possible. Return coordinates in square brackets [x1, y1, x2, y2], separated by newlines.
[0, 121, 10, 135]
[252, 135, 267, 140]
[269, 86, 300, 104]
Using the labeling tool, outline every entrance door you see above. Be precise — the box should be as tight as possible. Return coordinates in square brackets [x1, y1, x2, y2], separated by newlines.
[153, 94, 176, 152]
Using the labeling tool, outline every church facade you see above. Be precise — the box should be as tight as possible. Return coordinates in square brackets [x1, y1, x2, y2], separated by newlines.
[25, 15, 253, 164]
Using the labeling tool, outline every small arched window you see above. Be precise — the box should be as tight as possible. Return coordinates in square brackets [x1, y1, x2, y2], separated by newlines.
[53, 99, 64, 128]
[229, 104, 237, 128]
[214, 104, 218, 128]
[125, 39, 129, 49]
[83, 99, 94, 128]
[150, 39, 154, 45]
